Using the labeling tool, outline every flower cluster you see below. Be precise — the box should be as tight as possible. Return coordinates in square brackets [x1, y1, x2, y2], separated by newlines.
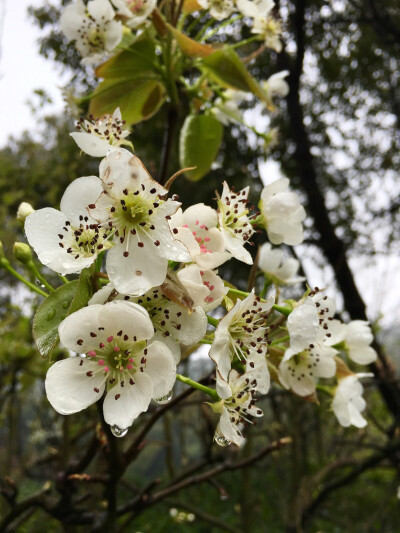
[21, 104, 378, 442]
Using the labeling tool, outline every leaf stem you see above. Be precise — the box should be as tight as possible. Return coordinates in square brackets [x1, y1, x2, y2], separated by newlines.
[27, 261, 55, 293]
[207, 315, 219, 327]
[176, 374, 219, 400]
[1, 260, 48, 297]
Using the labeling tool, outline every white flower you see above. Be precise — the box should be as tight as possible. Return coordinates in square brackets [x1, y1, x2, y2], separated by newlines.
[88, 148, 190, 295]
[262, 70, 289, 100]
[170, 204, 230, 270]
[236, 0, 274, 18]
[212, 89, 247, 126]
[332, 374, 372, 428]
[197, 0, 235, 20]
[17, 202, 35, 222]
[209, 291, 273, 398]
[218, 182, 254, 264]
[258, 243, 305, 285]
[60, 0, 123, 65]
[343, 321, 378, 365]
[279, 292, 345, 396]
[252, 15, 283, 52]
[24, 176, 111, 275]
[213, 352, 270, 446]
[45, 301, 177, 430]
[177, 264, 228, 311]
[70, 108, 130, 157]
[260, 177, 306, 246]
[89, 282, 208, 362]
[111, 0, 156, 27]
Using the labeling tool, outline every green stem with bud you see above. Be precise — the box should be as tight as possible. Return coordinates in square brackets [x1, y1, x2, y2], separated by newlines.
[176, 374, 219, 401]
[0, 259, 48, 298]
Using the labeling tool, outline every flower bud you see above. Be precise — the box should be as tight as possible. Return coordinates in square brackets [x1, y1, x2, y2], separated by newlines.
[13, 242, 33, 265]
[17, 202, 35, 222]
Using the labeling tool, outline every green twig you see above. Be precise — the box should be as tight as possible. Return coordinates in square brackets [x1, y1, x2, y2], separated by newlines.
[176, 374, 219, 401]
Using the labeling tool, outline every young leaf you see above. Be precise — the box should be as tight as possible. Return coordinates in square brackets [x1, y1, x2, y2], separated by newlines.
[68, 266, 95, 315]
[167, 24, 214, 58]
[200, 47, 272, 106]
[179, 114, 223, 181]
[89, 79, 166, 124]
[32, 280, 79, 359]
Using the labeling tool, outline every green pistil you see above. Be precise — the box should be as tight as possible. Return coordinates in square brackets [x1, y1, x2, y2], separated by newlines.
[114, 193, 154, 229]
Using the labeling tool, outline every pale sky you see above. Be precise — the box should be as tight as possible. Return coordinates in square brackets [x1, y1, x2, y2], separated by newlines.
[0, 0, 66, 146]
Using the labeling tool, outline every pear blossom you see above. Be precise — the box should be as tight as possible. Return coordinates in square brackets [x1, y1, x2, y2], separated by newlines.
[89, 282, 208, 362]
[212, 89, 247, 126]
[279, 292, 344, 396]
[213, 352, 270, 446]
[260, 177, 306, 246]
[332, 374, 372, 428]
[45, 301, 177, 430]
[236, 0, 275, 18]
[170, 204, 230, 270]
[177, 264, 228, 311]
[197, 0, 235, 20]
[70, 108, 130, 157]
[209, 291, 273, 398]
[218, 182, 254, 264]
[111, 0, 156, 27]
[60, 0, 123, 65]
[252, 14, 283, 52]
[24, 177, 111, 275]
[88, 148, 190, 294]
[259, 243, 305, 285]
[262, 70, 290, 100]
[343, 321, 378, 365]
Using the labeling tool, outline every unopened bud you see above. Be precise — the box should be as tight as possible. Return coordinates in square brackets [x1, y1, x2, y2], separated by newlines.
[17, 202, 35, 222]
[0, 241, 10, 268]
[13, 242, 33, 265]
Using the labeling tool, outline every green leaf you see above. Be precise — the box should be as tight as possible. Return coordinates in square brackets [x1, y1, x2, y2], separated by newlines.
[95, 34, 158, 80]
[32, 281, 79, 360]
[68, 266, 95, 315]
[89, 79, 166, 125]
[200, 47, 272, 107]
[179, 114, 223, 181]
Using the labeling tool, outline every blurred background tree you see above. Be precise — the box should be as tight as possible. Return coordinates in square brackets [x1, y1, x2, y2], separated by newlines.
[0, 0, 400, 531]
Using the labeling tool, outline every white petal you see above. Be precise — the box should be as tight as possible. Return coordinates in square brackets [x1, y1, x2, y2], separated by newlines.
[106, 238, 168, 295]
[70, 132, 112, 157]
[98, 300, 154, 340]
[348, 345, 377, 365]
[145, 340, 177, 398]
[25, 208, 95, 274]
[217, 408, 243, 446]
[104, 20, 123, 50]
[287, 299, 319, 352]
[59, 304, 107, 353]
[151, 331, 181, 364]
[60, 176, 103, 226]
[87, 0, 115, 21]
[103, 372, 153, 428]
[45, 358, 105, 414]
[60, 1, 86, 41]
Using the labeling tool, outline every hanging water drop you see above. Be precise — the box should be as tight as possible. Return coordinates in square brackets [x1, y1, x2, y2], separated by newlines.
[110, 425, 128, 438]
[36, 281, 45, 288]
[215, 435, 231, 447]
[62, 299, 71, 309]
[154, 390, 173, 405]
[47, 309, 55, 320]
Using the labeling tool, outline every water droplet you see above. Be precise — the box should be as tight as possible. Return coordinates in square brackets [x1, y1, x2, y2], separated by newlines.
[47, 309, 55, 320]
[215, 435, 231, 447]
[62, 299, 71, 309]
[36, 281, 45, 288]
[110, 425, 128, 438]
[154, 390, 173, 405]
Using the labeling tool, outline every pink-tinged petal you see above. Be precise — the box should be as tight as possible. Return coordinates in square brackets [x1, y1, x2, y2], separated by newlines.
[98, 300, 154, 340]
[183, 204, 218, 230]
[45, 358, 105, 414]
[70, 132, 112, 157]
[103, 372, 153, 428]
[106, 237, 168, 295]
[145, 341, 177, 398]
[58, 304, 107, 353]
[60, 176, 103, 226]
